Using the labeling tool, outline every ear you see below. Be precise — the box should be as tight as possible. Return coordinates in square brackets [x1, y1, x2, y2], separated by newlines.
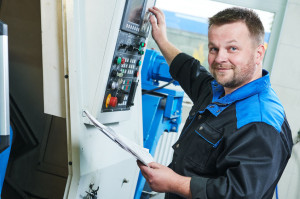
[255, 44, 265, 65]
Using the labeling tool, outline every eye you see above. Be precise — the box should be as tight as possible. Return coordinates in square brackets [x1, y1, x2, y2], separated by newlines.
[230, 47, 237, 51]
[209, 47, 218, 53]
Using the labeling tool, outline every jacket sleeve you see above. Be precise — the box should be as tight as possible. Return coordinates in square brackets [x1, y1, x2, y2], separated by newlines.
[190, 122, 292, 199]
[169, 53, 214, 103]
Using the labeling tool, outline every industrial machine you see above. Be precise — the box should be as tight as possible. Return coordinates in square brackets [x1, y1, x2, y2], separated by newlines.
[2, 1, 183, 198]
[41, 0, 156, 198]
[0, 20, 11, 197]
[135, 49, 184, 199]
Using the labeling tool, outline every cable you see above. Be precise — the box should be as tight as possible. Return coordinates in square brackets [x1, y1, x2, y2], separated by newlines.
[276, 185, 279, 199]
[142, 80, 175, 95]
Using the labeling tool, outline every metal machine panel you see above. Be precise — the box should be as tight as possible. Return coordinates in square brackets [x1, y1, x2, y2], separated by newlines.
[0, 20, 9, 152]
[87, 0, 155, 124]
[53, 0, 156, 198]
[41, 0, 66, 118]
[0, 20, 11, 196]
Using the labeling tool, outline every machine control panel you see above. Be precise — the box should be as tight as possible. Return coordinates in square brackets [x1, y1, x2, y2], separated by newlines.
[102, 31, 146, 112]
[100, 0, 155, 114]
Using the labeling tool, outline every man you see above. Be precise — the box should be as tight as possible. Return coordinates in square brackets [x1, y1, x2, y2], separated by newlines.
[137, 6, 294, 199]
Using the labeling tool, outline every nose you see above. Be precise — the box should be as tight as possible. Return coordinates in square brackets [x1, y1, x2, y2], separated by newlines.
[214, 49, 228, 64]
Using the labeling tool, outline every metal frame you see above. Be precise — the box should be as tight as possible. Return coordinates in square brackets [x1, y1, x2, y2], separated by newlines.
[0, 20, 9, 152]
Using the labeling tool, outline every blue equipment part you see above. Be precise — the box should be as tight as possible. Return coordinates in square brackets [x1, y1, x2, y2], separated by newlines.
[0, 126, 12, 197]
[141, 49, 180, 87]
[0, 20, 10, 153]
[134, 49, 184, 199]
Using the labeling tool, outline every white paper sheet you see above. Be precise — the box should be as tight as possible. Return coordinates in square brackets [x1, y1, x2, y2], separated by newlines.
[83, 110, 154, 166]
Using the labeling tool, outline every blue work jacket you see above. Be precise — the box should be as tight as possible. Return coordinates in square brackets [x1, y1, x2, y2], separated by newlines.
[166, 53, 293, 199]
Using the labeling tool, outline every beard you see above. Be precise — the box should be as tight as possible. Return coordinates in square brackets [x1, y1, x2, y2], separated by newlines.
[210, 61, 257, 89]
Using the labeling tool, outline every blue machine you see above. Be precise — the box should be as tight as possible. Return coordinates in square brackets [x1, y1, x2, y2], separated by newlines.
[134, 49, 184, 199]
[0, 128, 12, 197]
[0, 20, 11, 198]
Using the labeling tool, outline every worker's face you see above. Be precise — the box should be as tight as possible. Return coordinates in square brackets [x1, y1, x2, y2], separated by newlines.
[208, 21, 265, 92]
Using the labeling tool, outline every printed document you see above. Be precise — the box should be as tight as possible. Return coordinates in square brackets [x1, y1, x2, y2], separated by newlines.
[83, 110, 154, 166]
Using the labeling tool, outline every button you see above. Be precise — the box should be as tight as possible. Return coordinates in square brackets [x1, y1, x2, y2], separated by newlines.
[176, 143, 180, 148]
[139, 50, 144, 55]
[209, 105, 215, 108]
[117, 93, 125, 103]
[134, 70, 139, 77]
[199, 126, 203, 131]
[105, 94, 112, 108]
[110, 81, 119, 90]
[116, 57, 122, 64]
[110, 70, 117, 77]
[140, 42, 146, 47]
[117, 72, 123, 77]
[216, 110, 221, 113]
[121, 58, 125, 64]
[198, 115, 202, 120]
[109, 97, 118, 107]
[118, 78, 123, 85]
[137, 60, 142, 66]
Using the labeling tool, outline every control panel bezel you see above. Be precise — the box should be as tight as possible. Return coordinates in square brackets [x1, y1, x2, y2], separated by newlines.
[120, 0, 156, 37]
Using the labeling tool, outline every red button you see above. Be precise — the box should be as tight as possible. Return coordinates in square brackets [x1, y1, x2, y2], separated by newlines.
[121, 58, 125, 64]
[109, 97, 118, 107]
[134, 70, 139, 77]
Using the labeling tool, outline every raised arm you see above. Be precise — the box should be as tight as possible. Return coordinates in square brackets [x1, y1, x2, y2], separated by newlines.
[148, 7, 181, 66]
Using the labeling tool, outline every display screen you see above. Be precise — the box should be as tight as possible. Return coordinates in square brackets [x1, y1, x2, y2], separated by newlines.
[128, 0, 144, 25]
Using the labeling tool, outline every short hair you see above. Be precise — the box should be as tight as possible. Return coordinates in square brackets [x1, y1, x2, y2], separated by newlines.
[208, 7, 265, 45]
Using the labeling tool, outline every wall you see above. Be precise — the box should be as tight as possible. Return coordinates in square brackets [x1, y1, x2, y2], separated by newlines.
[271, 0, 300, 198]
[0, 0, 68, 198]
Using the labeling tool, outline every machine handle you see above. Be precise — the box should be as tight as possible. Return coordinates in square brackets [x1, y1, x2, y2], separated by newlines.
[0, 20, 10, 153]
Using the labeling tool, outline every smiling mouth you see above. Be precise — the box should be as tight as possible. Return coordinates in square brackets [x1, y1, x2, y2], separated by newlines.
[215, 68, 231, 72]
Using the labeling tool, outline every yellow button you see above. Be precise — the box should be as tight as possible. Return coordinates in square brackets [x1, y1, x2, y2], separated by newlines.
[176, 144, 180, 148]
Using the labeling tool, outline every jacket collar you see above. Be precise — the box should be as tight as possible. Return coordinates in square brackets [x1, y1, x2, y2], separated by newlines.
[202, 70, 271, 116]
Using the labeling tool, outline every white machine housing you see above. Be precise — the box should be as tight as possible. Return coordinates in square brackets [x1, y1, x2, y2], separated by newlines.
[41, 0, 155, 198]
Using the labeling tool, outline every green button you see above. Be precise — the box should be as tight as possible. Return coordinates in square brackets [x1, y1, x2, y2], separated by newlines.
[117, 57, 122, 64]
[139, 51, 144, 55]
[137, 60, 142, 66]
